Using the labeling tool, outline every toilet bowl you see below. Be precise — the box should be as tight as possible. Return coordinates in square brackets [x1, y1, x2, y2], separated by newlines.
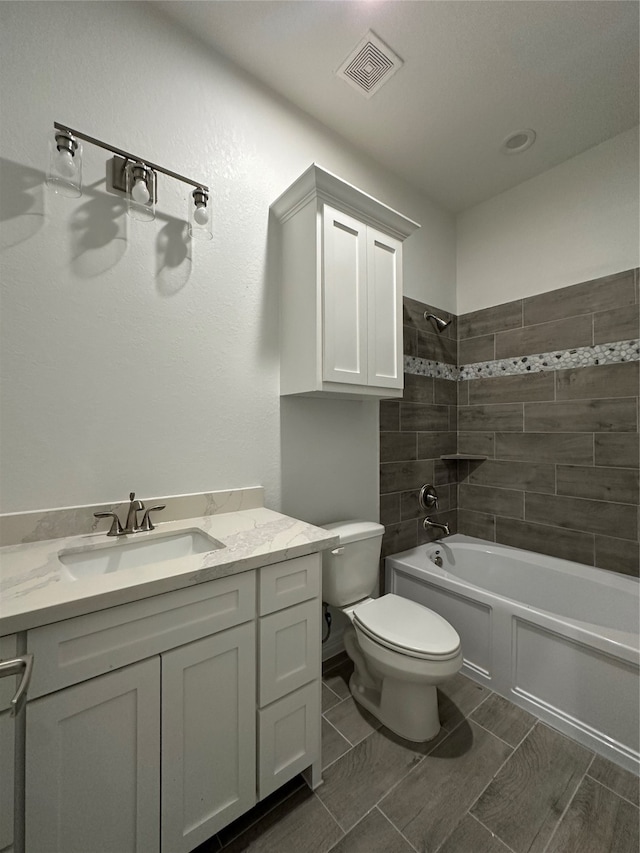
[323, 521, 462, 742]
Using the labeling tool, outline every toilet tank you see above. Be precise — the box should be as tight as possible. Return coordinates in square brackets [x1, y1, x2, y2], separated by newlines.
[321, 520, 384, 607]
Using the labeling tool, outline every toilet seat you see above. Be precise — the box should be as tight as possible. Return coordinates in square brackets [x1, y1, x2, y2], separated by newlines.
[353, 594, 461, 661]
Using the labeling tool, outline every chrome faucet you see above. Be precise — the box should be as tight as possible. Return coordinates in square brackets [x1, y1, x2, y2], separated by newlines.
[94, 492, 165, 536]
[423, 517, 450, 538]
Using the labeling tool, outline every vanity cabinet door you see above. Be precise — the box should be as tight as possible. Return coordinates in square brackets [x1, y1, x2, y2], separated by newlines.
[25, 658, 160, 853]
[0, 711, 14, 853]
[161, 622, 256, 853]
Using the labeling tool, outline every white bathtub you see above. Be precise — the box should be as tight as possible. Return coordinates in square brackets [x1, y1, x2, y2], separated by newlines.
[386, 534, 640, 774]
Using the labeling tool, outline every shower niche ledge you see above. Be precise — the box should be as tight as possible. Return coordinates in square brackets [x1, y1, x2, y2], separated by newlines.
[271, 164, 420, 400]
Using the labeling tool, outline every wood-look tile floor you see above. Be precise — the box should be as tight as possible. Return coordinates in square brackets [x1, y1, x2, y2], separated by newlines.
[197, 657, 640, 853]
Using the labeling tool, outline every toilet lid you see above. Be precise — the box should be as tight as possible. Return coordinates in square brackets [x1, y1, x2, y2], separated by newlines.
[353, 594, 461, 660]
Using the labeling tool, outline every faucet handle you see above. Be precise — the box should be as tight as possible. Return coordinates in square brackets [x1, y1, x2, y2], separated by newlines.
[140, 505, 166, 532]
[419, 484, 439, 511]
[94, 511, 124, 537]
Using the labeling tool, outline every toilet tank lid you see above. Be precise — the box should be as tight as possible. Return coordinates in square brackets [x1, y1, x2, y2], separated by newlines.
[323, 520, 384, 544]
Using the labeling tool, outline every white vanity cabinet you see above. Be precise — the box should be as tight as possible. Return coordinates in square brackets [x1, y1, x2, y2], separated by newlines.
[0, 635, 18, 853]
[21, 553, 322, 853]
[271, 164, 420, 399]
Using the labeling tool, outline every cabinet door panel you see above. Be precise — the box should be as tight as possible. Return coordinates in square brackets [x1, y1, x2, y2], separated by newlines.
[161, 623, 256, 853]
[322, 205, 368, 385]
[258, 681, 320, 799]
[259, 600, 320, 706]
[25, 658, 160, 853]
[367, 229, 402, 388]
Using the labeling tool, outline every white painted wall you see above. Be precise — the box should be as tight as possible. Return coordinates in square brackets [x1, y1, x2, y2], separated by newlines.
[0, 1, 455, 515]
[456, 127, 640, 314]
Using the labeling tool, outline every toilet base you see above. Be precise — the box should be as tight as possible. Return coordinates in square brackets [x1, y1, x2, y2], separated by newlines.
[349, 671, 441, 742]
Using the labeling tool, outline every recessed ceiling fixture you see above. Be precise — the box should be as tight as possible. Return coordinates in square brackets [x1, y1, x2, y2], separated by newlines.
[500, 129, 537, 155]
[336, 30, 403, 99]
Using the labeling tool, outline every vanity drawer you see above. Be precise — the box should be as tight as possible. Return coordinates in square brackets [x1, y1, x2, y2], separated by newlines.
[27, 571, 256, 699]
[259, 554, 320, 615]
[259, 599, 320, 707]
[258, 680, 320, 799]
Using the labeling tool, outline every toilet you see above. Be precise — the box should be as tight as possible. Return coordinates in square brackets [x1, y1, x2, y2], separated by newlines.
[322, 520, 462, 741]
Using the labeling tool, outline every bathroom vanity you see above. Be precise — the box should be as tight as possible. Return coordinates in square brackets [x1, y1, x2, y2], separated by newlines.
[0, 495, 337, 853]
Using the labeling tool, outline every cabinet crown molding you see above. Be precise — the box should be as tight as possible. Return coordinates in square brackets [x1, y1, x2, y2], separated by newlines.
[270, 163, 420, 241]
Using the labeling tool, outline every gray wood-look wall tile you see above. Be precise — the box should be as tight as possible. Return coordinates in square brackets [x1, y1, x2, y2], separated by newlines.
[381, 520, 418, 557]
[595, 433, 640, 468]
[380, 492, 401, 526]
[379, 721, 512, 853]
[417, 431, 457, 459]
[495, 315, 593, 360]
[468, 371, 555, 405]
[459, 484, 525, 519]
[557, 465, 639, 504]
[459, 404, 523, 432]
[434, 459, 460, 486]
[593, 303, 640, 344]
[459, 335, 495, 364]
[327, 808, 415, 853]
[380, 401, 399, 431]
[555, 362, 639, 401]
[380, 460, 435, 494]
[315, 727, 432, 833]
[437, 814, 513, 853]
[524, 398, 638, 433]
[457, 380, 469, 406]
[434, 378, 458, 406]
[380, 432, 417, 464]
[523, 270, 636, 325]
[457, 509, 496, 541]
[469, 459, 555, 493]
[470, 693, 536, 747]
[588, 754, 640, 806]
[458, 431, 495, 457]
[470, 723, 592, 853]
[403, 325, 417, 356]
[458, 300, 523, 339]
[495, 518, 595, 565]
[545, 776, 639, 853]
[526, 493, 638, 540]
[495, 432, 593, 464]
[404, 297, 456, 340]
[402, 373, 434, 404]
[594, 534, 640, 577]
[400, 402, 450, 432]
[417, 330, 457, 365]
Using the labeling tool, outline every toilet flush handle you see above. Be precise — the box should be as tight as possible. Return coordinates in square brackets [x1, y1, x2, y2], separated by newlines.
[331, 547, 345, 556]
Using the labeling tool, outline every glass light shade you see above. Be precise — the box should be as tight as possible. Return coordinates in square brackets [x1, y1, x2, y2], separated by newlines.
[46, 130, 82, 197]
[126, 162, 155, 222]
[189, 188, 212, 241]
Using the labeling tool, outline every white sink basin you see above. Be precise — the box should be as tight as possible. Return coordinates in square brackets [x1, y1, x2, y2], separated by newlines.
[59, 530, 224, 579]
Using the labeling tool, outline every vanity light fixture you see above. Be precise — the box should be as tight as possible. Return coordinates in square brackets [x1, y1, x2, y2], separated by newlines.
[46, 128, 83, 197]
[189, 187, 213, 241]
[46, 122, 210, 236]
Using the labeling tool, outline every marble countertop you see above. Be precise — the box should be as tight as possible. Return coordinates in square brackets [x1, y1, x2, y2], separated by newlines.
[0, 507, 338, 635]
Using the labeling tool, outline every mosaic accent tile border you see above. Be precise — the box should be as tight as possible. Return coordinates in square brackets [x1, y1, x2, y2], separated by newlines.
[405, 339, 639, 382]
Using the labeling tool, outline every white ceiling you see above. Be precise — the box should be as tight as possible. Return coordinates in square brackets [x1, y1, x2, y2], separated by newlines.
[155, 1, 639, 213]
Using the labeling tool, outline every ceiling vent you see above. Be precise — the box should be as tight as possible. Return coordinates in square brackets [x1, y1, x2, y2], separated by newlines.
[336, 31, 403, 99]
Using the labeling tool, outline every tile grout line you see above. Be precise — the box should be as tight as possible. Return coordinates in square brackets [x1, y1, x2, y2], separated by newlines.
[463, 813, 519, 853]
[584, 772, 640, 809]
[540, 752, 595, 853]
[311, 787, 347, 849]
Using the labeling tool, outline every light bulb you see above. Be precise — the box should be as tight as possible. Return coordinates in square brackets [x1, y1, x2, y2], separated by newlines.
[55, 148, 77, 178]
[193, 204, 209, 226]
[131, 177, 150, 205]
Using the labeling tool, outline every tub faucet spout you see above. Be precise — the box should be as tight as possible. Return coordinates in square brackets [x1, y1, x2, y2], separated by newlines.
[423, 517, 450, 538]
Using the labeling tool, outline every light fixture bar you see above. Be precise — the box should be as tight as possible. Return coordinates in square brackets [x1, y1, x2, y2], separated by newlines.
[54, 122, 209, 191]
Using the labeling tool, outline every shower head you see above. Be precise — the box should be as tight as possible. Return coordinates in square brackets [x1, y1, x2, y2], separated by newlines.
[424, 312, 452, 333]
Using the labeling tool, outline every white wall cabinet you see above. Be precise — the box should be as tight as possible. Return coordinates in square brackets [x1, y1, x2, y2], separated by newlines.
[272, 164, 419, 399]
[21, 554, 322, 853]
